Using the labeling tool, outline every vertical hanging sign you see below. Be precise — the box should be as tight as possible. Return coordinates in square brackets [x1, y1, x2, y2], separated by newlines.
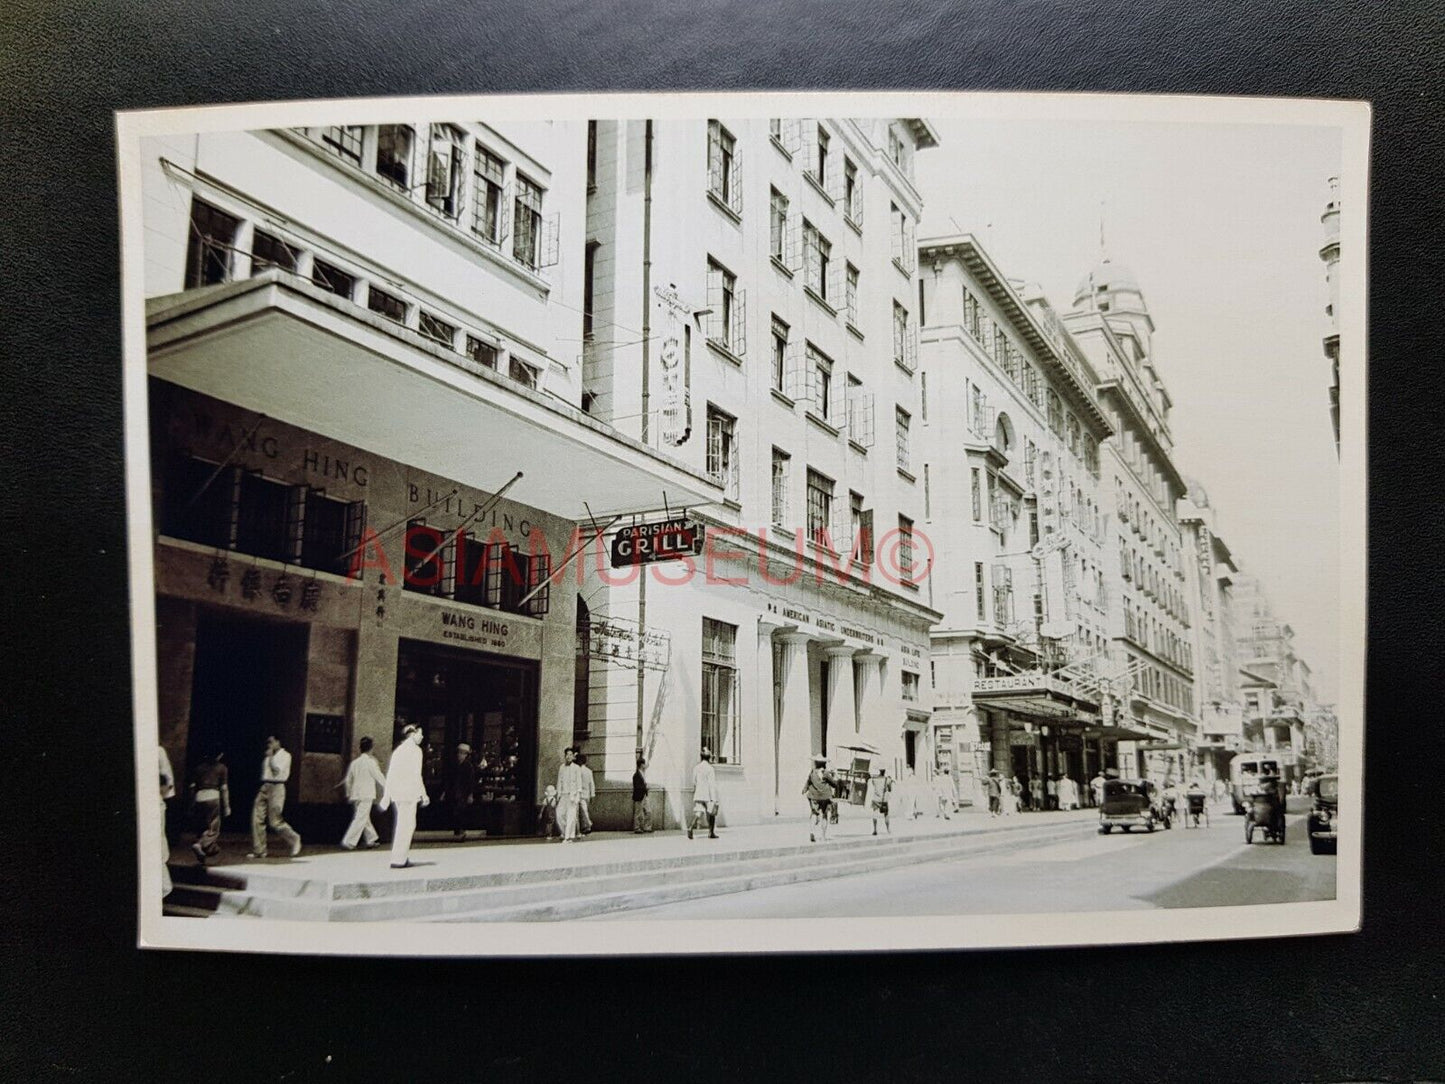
[655, 283, 691, 446]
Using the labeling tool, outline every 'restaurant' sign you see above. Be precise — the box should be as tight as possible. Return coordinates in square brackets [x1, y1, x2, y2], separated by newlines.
[610, 518, 704, 566]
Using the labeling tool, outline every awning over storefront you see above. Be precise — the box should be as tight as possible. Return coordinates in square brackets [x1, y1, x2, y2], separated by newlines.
[146, 273, 726, 522]
[971, 671, 1101, 721]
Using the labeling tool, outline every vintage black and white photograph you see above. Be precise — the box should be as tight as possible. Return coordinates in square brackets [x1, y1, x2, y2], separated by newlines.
[121, 92, 1366, 955]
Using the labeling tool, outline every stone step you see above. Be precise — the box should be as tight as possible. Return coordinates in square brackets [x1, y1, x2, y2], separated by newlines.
[197, 820, 1084, 922]
[426, 825, 1085, 922]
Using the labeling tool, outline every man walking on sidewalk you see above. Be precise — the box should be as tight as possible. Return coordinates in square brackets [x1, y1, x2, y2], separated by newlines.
[189, 750, 230, 865]
[986, 769, 1003, 817]
[803, 754, 835, 843]
[556, 746, 586, 842]
[688, 748, 719, 840]
[248, 735, 302, 859]
[445, 742, 478, 841]
[339, 737, 385, 850]
[632, 757, 653, 834]
[378, 725, 429, 868]
[576, 753, 596, 836]
[1090, 770, 1106, 809]
[866, 766, 892, 836]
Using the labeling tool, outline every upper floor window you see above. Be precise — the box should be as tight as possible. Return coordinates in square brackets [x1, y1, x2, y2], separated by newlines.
[471, 149, 505, 246]
[184, 199, 239, 289]
[843, 157, 863, 224]
[311, 259, 354, 299]
[845, 373, 874, 447]
[803, 220, 832, 303]
[465, 335, 499, 372]
[250, 230, 298, 276]
[810, 124, 830, 188]
[888, 127, 912, 179]
[1067, 413, 1081, 458]
[418, 310, 457, 348]
[320, 125, 363, 167]
[707, 120, 742, 215]
[807, 344, 835, 422]
[706, 405, 740, 500]
[890, 203, 916, 274]
[512, 174, 544, 269]
[509, 356, 539, 389]
[367, 285, 407, 324]
[771, 316, 789, 393]
[771, 448, 790, 527]
[1047, 389, 1064, 437]
[769, 188, 788, 263]
[893, 301, 916, 372]
[376, 124, 414, 190]
[425, 124, 466, 219]
[896, 407, 912, 474]
[806, 469, 835, 549]
[706, 258, 746, 356]
[845, 265, 860, 328]
[898, 516, 916, 583]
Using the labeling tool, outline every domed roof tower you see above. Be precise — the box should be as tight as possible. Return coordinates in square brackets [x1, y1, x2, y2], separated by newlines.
[1072, 255, 1155, 360]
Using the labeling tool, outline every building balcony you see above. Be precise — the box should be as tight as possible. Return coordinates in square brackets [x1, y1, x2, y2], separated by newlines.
[145, 272, 725, 522]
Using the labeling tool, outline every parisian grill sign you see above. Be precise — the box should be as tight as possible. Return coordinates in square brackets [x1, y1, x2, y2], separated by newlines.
[610, 518, 704, 567]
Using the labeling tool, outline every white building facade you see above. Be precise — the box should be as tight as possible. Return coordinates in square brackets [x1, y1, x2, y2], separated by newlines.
[577, 117, 944, 828]
[919, 237, 1115, 807]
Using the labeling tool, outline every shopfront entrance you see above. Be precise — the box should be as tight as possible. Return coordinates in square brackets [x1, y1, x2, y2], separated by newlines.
[186, 609, 309, 830]
[393, 639, 539, 837]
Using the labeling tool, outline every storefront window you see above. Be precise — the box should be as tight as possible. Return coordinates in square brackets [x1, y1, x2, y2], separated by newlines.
[701, 618, 740, 764]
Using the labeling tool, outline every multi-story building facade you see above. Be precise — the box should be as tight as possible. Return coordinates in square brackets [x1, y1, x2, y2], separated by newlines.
[1233, 573, 1313, 782]
[919, 237, 1115, 806]
[1062, 258, 1198, 782]
[1321, 175, 1341, 454]
[1178, 483, 1243, 784]
[578, 118, 943, 827]
[141, 119, 721, 838]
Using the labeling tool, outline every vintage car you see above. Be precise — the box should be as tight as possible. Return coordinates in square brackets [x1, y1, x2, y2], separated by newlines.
[1307, 773, 1339, 855]
[1098, 779, 1169, 833]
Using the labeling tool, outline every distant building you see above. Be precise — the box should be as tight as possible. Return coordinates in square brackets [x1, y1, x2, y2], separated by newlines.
[1232, 573, 1313, 781]
[1063, 257, 1198, 782]
[1178, 483, 1243, 783]
[1320, 176, 1341, 454]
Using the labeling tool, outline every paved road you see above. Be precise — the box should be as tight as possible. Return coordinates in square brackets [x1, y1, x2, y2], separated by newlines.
[607, 798, 1335, 919]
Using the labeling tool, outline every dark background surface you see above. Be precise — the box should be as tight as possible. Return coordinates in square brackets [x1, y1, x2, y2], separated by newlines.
[1, 0, 1442, 1080]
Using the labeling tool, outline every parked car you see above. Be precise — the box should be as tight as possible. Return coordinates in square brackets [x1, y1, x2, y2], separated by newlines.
[1307, 773, 1339, 855]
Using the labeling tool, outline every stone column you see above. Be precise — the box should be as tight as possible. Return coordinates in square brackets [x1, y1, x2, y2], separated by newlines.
[990, 712, 1013, 775]
[776, 632, 814, 814]
[756, 620, 787, 816]
[825, 645, 860, 760]
[854, 652, 884, 754]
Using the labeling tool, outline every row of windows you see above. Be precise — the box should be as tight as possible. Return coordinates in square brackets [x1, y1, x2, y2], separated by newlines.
[1119, 540, 1189, 624]
[401, 520, 551, 617]
[1115, 422, 1177, 515]
[764, 119, 866, 228]
[1122, 601, 1193, 671]
[1115, 477, 1184, 574]
[296, 123, 558, 273]
[1133, 660, 1195, 714]
[183, 197, 542, 390]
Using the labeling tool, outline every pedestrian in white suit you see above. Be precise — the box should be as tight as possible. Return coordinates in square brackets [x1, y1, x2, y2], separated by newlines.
[339, 736, 387, 850]
[378, 726, 429, 868]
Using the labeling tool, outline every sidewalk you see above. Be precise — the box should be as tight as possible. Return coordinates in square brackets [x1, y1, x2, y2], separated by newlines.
[169, 805, 1101, 886]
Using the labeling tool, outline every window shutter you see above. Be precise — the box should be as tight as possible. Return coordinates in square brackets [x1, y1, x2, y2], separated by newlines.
[452, 145, 470, 221]
[830, 489, 846, 555]
[497, 181, 512, 244]
[859, 508, 874, 564]
[903, 217, 917, 273]
[285, 484, 308, 563]
[858, 392, 875, 446]
[708, 121, 722, 195]
[783, 118, 803, 156]
[853, 174, 865, 225]
[826, 257, 843, 309]
[890, 212, 902, 264]
[826, 148, 844, 201]
[539, 212, 561, 267]
[731, 288, 747, 356]
[706, 416, 722, 480]
[437, 531, 458, 597]
[426, 143, 449, 203]
[784, 337, 807, 400]
[786, 212, 803, 273]
[730, 138, 743, 214]
[706, 270, 723, 345]
[528, 553, 552, 616]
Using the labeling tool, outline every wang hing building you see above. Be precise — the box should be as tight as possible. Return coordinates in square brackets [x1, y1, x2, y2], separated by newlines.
[575, 118, 945, 828]
[142, 119, 723, 840]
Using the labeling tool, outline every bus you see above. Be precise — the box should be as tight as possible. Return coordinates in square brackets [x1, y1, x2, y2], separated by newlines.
[1229, 755, 1283, 815]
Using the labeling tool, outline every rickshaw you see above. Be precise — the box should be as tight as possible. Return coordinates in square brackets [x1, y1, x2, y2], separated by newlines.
[1183, 785, 1210, 828]
[1098, 779, 1168, 834]
[1244, 774, 1286, 844]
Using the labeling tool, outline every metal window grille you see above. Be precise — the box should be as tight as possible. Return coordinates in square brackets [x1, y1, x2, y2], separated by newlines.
[320, 125, 363, 166]
[806, 469, 834, 549]
[375, 124, 413, 190]
[418, 311, 456, 348]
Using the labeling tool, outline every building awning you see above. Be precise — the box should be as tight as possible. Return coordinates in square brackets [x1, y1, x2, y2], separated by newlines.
[971, 671, 1101, 719]
[145, 273, 726, 522]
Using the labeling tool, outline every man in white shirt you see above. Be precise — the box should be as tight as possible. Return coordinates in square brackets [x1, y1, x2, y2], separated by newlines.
[378, 725, 429, 868]
[576, 753, 597, 835]
[556, 747, 586, 843]
[339, 736, 387, 850]
[248, 735, 302, 859]
[688, 747, 720, 840]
